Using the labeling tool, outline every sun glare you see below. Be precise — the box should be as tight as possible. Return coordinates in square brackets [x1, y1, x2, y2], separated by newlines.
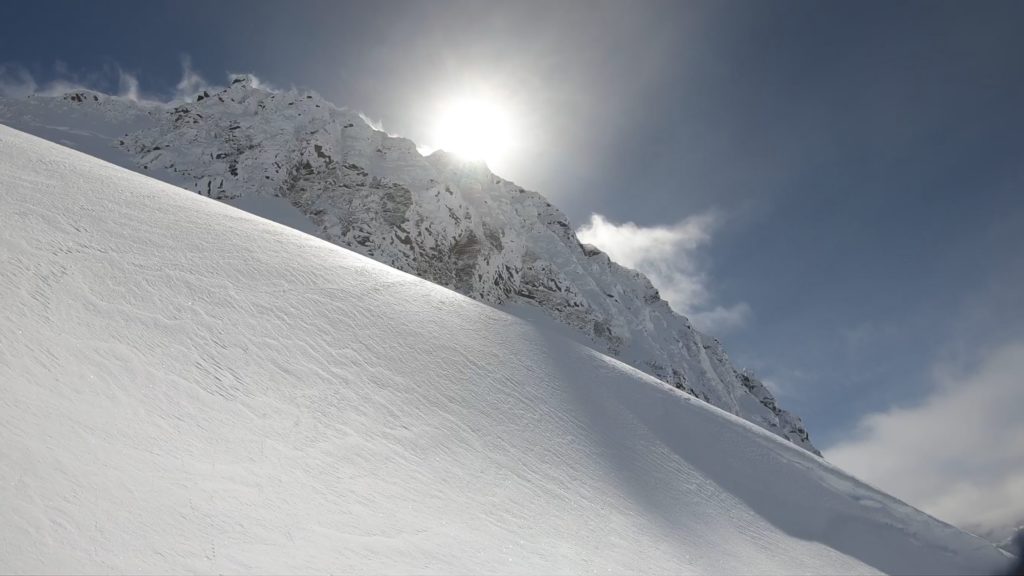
[432, 96, 514, 164]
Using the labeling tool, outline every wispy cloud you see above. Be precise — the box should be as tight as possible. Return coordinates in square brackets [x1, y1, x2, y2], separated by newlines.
[359, 113, 387, 132]
[0, 61, 158, 104]
[827, 341, 1024, 541]
[225, 71, 279, 93]
[0, 64, 37, 98]
[0, 57, 283, 105]
[116, 68, 142, 102]
[691, 302, 752, 332]
[576, 212, 750, 332]
[174, 55, 209, 101]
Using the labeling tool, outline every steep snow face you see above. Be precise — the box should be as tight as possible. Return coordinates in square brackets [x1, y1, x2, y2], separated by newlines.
[0, 81, 815, 453]
[0, 125, 1008, 574]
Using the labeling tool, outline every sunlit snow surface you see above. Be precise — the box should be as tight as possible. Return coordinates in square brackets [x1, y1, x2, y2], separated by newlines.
[0, 87, 821, 453]
[0, 126, 1007, 574]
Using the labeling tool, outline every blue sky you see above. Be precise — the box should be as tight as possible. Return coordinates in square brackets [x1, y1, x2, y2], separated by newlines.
[3, 0, 1023, 535]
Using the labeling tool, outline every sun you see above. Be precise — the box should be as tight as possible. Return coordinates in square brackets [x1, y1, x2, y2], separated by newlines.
[432, 96, 514, 165]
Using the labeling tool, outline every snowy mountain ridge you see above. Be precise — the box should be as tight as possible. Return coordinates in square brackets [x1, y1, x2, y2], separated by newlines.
[0, 78, 816, 453]
[0, 124, 1008, 573]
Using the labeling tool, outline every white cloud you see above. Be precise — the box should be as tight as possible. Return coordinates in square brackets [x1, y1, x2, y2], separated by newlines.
[357, 112, 409, 139]
[691, 303, 752, 332]
[117, 68, 141, 102]
[174, 55, 209, 101]
[576, 212, 750, 332]
[760, 378, 785, 397]
[0, 61, 163, 104]
[1, 57, 245, 105]
[226, 72, 279, 93]
[0, 62, 99, 98]
[0, 69, 92, 99]
[827, 341, 1024, 541]
[0, 64, 38, 98]
[359, 112, 387, 132]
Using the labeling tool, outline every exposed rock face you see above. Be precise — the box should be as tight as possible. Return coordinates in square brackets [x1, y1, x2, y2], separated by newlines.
[0, 79, 819, 454]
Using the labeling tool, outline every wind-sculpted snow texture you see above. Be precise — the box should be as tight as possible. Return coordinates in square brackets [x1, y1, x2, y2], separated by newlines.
[0, 81, 814, 451]
[0, 126, 1008, 574]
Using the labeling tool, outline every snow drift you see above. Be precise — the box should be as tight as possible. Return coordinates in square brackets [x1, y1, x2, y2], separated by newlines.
[0, 125, 1007, 573]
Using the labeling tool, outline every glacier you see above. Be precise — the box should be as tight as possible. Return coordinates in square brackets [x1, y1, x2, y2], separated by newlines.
[0, 124, 1010, 573]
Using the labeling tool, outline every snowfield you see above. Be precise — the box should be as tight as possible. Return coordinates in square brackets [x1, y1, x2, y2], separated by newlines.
[0, 125, 1008, 574]
[0, 85, 819, 454]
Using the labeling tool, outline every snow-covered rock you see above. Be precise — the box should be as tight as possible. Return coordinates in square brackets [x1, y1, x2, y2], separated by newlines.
[0, 124, 1009, 574]
[0, 82, 815, 452]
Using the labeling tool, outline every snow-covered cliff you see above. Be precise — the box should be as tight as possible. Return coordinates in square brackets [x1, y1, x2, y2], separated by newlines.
[0, 79, 817, 453]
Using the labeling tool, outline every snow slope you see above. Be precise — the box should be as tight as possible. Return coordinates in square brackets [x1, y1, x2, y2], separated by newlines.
[0, 85, 817, 453]
[0, 126, 1007, 574]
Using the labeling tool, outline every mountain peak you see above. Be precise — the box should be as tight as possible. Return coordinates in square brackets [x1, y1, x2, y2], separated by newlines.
[426, 148, 494, 175]
[0, 87, 819, 453]
[228, 73, 256, 88]
[1, 122, 1006, 574]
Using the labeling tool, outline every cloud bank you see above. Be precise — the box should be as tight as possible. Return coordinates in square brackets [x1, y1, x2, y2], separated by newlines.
[827, 341, 1024, 541]
[576, 212, 750, 332]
